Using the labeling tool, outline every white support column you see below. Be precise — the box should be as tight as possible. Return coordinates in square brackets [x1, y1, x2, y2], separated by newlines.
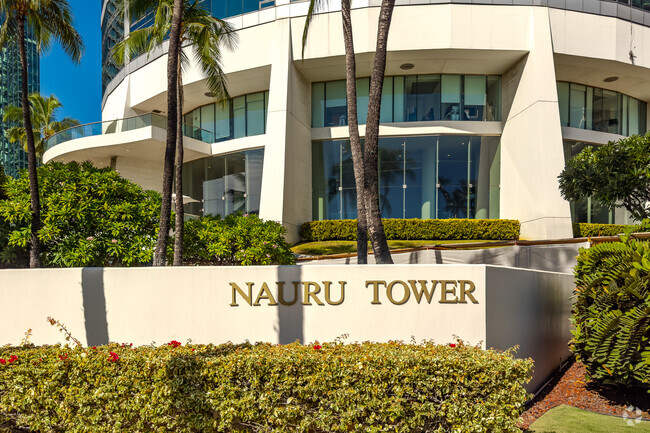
[499, 8, 573, 240]
[258, 19, 313, 243]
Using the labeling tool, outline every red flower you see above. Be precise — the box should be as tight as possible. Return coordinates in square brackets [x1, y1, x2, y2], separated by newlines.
[92, 346, 97, 350]
[108, 352, 119, 362]
[168, 340, 181, 348]
[59, 354, 68, 360]
[313, 344, 322, 350]
[0, 359, 5, 365]
[449, 343, 456, 348]
[8, 355, 17, 364]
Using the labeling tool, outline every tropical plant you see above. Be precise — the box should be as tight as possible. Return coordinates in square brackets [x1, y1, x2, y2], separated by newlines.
[559, 133, 650, 221]
[3, 93, 79, 159]
[571, 222, 650, 389]
[0, 0, 84, 268]
[112, 0, 235, 266]
[175, 213, 295, 265]
[302, 0, 395, 264]
[0, 161, 161, 267]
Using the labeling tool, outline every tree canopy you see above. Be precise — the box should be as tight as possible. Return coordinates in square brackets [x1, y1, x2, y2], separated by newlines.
[558, 133, 650, 221]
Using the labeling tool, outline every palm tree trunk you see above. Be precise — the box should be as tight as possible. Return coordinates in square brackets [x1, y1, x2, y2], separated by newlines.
[173, 63, 184, 266]
[364, 0, 395, 264]
[341, 0, 368, 264]
[153, 0, 183, 266]
[18, 16, 41, 268]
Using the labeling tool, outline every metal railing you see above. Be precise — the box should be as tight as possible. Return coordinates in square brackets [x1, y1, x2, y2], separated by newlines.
[44, 112, 222, 152]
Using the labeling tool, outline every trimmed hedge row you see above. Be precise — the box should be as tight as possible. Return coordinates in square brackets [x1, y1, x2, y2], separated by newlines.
[300, 218, 520, 241]
[0, 342, 532, 432]
[573, 222, 648, 238]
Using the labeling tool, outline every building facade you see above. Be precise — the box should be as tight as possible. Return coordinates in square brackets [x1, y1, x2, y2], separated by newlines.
[0, 29, 40, 178]
[45, 0, 650, 242]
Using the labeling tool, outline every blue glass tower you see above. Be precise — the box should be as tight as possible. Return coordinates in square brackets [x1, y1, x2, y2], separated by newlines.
[0, 30, 40, 178]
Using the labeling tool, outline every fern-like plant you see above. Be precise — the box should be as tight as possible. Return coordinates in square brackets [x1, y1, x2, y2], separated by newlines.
[572, 220, 650, 390]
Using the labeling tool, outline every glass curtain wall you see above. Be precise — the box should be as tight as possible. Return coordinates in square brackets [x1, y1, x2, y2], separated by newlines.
[557, 82, 647, 135]
[313, 136, 500, 221]
[182, 149, 265, 218]
[312, 75, 501, 127]
[184, 91, 269, 142]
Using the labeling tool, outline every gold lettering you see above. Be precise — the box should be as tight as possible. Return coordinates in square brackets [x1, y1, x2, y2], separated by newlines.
[230, 282, 253, 306]
[408, 280, 437, 304]
[253, 282, 278, 306]
[458, 280, 478, 304]
[439, 280, 458, 303]
[366, 280, 386, 304]
[324, 281, 346, 305]
[302, 282, 325, 306]
[277, 282, 298, 306]
[387, 280, 411, 305]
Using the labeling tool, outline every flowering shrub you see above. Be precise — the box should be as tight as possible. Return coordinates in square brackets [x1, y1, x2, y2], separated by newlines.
[0, 161, 161, 267]
[177, 213, 295, 265]
[0, 341, 531, 432]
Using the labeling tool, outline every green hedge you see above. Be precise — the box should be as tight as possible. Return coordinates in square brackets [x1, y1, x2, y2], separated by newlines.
[300, 218, 520, 241]
[0, 342, 532, 432]
[573, 222, 649, 238]
[571, 230, 650, 388]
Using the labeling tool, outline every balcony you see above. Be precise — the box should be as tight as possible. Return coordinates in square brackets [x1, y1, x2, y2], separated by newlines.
[43, 113, 220, 166]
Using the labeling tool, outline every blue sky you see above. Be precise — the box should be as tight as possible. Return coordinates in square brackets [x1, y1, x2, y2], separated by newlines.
[40, 0, 101, 125]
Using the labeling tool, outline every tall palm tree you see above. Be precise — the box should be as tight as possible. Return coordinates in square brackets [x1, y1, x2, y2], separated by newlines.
[113, 0, 235, 266]
[4, 93, 80, 160]
[0, 0, 84, 268]
[303, 0, 394, 264]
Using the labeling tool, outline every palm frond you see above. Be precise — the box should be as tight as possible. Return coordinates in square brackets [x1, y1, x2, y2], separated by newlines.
[301, 0, 327, 60]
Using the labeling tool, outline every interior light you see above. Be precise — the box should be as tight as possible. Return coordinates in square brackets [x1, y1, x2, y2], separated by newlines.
[400, 63, 414, 70]
[603, 76, 618, 83]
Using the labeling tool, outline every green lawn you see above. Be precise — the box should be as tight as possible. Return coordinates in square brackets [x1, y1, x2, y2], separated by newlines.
[527, 405, 650, 433]
[292, 239, 504, 256]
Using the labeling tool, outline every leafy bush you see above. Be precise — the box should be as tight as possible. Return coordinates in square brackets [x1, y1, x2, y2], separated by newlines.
[573, 222, 648, 238]
[0, 341, 532, 432]
[0, 161, 161, 267]
[178, 213, 295, 265]
[571, 224, 650, 389]
[300, 218, 520, 242]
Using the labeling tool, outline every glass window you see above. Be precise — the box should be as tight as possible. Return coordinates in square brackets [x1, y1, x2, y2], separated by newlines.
[225, 153, 246, 215]
[393, 76, 405, 123]
[380, 77, 394, 123]
[340, 142, 357, 219]
[404, 136, 435, 219]
[486, 76, 501, 121]
[200, 104, 215, 138]
[569, 84, 586, 129]
[245, 149, 264, 214]
[243, 0, 259, 14]
[232, 95, 246, 139]
[464, 76, 486, 121]
[212, 0, 227, 18]
[325, 80, 346, 127]
[312, 82, 325, 128]
[246, 92, 265, 136]
[629, 97, 641, 135]
[356, 78, 370, 125]
[379, 138, 405, 219]
[215, 100, 230, 141]
[227, 0, 243, 16]
[437, 136, 469, 218]
[557, 82, 569, 127]
[404, 76, 418, 122]
[441, 75, 462, 121]
[416, 75, 441, 121]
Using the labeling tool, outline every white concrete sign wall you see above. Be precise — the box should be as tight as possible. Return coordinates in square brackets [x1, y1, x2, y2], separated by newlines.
[0, 264, 573, 390]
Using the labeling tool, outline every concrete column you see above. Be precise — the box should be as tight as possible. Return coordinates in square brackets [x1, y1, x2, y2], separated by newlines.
[499, 8, 573, 240]
[258, 19, 312, 243]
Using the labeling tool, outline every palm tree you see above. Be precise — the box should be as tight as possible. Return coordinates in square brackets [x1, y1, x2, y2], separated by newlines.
[303, 0, 395, 264]
[4, 93, 80, 160]
[0, 0, 84, 268]
[113, 0, 235, 266]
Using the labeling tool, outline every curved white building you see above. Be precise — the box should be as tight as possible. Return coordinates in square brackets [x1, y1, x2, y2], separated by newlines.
[45, 0, 650, 242]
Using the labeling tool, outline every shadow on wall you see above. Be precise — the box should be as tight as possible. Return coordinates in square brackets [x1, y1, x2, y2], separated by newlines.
[276, 266, 304, 344]
[81, 268, 110, 346]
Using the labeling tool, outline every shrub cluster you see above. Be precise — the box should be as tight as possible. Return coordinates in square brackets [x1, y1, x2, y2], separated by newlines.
[0, 341, 532, 432]
[176, 213, 295, 265]
[572, 222, 648, 238]
[0, 161, 161, 267]
[300, 218, 520, 242]
[571, 225, 650, 388]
